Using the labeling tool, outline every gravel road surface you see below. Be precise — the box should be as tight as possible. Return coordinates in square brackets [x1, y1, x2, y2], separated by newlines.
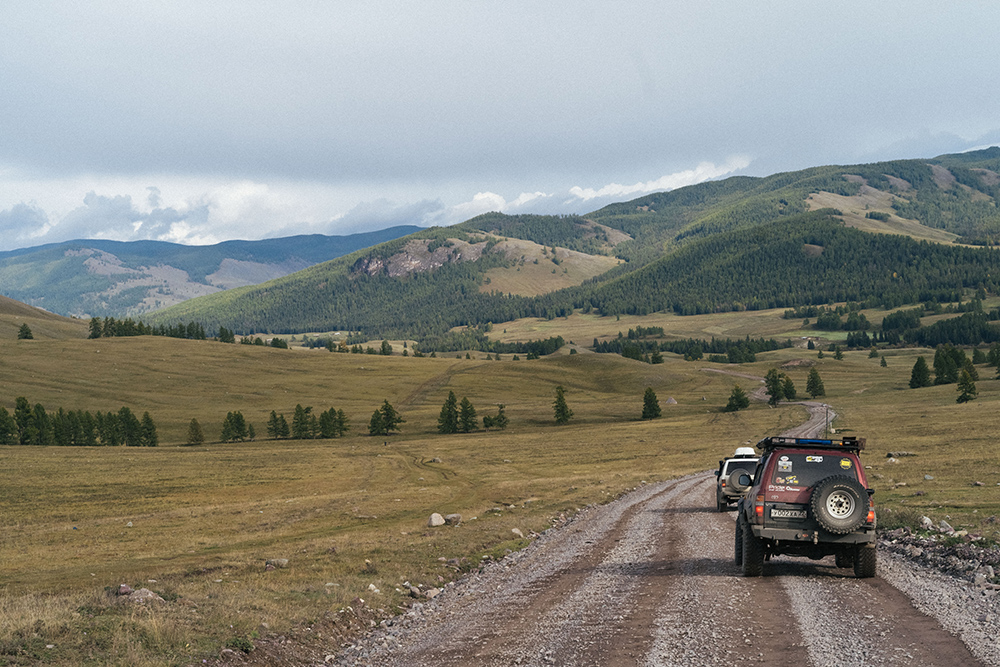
[332, 398, 999, 666]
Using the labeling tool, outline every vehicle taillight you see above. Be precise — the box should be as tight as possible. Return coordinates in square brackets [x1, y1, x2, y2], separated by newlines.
[721, 480, 727, 488]
[754, 494, 764, 521]
[866, 497, 875, 524]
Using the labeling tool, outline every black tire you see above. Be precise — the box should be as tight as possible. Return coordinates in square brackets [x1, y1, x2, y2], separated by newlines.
[835, 551, 855, 569]
[717, 493, 728, 512]
[727, 468, 752, 494]
[854, 543, 877, 578]
[810, 475, 868, 535]
[735, 517, 744, 566]
[742, 518, 764, 576]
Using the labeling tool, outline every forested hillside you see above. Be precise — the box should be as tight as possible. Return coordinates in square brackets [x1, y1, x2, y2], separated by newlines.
[148, 149, 1000, 343]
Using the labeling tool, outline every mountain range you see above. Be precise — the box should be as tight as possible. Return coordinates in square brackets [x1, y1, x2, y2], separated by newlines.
[5, 148, 1000, 346]
[144, 148, 1000, 343]
[0, 226, 420, 317]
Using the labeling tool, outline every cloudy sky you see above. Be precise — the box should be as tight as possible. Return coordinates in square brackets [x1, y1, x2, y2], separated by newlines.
[2, 2, 998, 252]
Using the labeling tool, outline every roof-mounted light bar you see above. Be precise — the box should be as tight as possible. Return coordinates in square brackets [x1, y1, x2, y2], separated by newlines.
[756, 435, 865, 451]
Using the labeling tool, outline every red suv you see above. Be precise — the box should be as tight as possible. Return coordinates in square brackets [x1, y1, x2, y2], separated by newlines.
[734, 436, 876, 578]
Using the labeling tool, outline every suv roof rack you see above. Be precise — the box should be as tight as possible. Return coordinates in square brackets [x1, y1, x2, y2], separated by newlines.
[756, 435, 865, 452]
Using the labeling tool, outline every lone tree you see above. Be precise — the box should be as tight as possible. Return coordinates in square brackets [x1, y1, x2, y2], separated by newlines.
[880, 355, 888, 368]
[437, 391, 459, 434]
[909, 356, 931, 388]
[725, 384, 750, 412]
[806, 367, 826, 398]
[17, 324, 33, 340]
[369, 399, 404, 436]
[458, 397, 478, 432]
[186, 418, 205, 446]
[957, 369, 978, 403]
[641, 387, 662, 420]
[553, 386, 573, 424]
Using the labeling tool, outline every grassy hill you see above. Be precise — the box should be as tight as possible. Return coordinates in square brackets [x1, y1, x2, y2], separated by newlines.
[0, 226, 420, 318]
[2, 309, 998, 664]
[146, 149, 1000, 343]
[0, 294, 88, 340]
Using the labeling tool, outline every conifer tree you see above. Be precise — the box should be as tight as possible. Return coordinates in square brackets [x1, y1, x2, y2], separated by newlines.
[438, 391, 459, 434]
[140, 412, 158, 447]
[725, 384, 750, 412]
[186, 418, 205, 446]
[782, 375, 797, 400]
[641, 387, 662, 419]
[764, 368, 785, 406]
[909, 356, 932, 388]
[806, 368, 826, 398]
[458, 397, 477, 432]
[553, 386, 573, 424]
[880, 355, 888, 367]
[17, 323, 33, 340]
[957, 369, 978, 403]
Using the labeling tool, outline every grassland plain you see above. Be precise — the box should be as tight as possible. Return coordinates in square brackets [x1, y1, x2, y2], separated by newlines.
[2, 315, 999, 664]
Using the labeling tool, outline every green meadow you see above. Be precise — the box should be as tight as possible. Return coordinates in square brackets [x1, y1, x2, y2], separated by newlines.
[2, 309, 999, 665]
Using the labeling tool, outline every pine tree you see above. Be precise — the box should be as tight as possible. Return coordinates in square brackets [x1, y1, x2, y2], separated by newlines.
[17, 324, 33, 340]
[782, 375, 797, 400]
[553, 386, 573, 424]
[834, 346, 844, 360]
[880, 355, 888, 367]
[764, 368, 785, 406]
[0, 406, 17, 445]
[267, 411, 282, 439]
[868, 347, 879, 359]
[370, 400, 404, 436]
[186, 418, 205, 446]
[909, 356, 932, 388]
[458, 397, 477, 432]
[725, 384, 750, 412]
[88, 317, 103, 339]
[806, 368, 826, 398]
[437, 391, 459, 434]
[957, 369, 978, 403]
[140, 412, 158, 447]
[641, 387, 662, 419]
[292, 404, 312, 439]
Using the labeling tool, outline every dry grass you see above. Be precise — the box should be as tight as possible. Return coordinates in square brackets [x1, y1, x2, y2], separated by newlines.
[2, 311, 999, 664]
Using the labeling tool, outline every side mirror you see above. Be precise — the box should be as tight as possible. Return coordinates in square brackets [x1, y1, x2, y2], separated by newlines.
[738, 473, 752, 487]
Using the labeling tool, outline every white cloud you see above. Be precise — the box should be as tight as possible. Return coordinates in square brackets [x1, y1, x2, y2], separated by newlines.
[568, 156, 752, 202]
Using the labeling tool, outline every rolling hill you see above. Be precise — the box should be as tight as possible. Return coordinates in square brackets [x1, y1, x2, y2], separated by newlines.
[0, 226, 420, 318]
[146, 148, 1000, 344]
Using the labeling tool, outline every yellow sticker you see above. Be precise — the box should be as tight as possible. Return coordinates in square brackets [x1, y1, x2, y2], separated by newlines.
[840, 458, 852, 469]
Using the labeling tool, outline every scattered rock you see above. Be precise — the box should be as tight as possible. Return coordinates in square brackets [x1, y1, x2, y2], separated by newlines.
[127, 588, 165, 604]
[886, 457, 898, 464]
[444, 513, 462, 526]
[924, 474, 935, 481]
[665, 397, 678, 405]
[921, 516, 935, 529]
[266, 558, 289, 569]
[117, 584, 133, 596]
[427, 513, 446, 528]
[887, 451, 917, 458]
[938, 520, 954, 534]
[511, 528, 525, 539]
[973, 481, 985, 487]
[429, 457, 442, 463]
[424, 588, 441, 599]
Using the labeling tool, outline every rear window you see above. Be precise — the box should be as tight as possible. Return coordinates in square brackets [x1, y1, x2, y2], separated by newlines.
[770, 452, 859, 489]
[723, 459, 758, 476]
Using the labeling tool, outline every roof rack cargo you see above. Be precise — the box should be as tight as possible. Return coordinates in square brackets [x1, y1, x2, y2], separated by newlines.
[756, 435, 865, 452]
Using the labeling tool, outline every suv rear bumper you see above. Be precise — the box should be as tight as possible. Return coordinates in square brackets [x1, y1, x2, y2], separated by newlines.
[749, 525, 876, 545]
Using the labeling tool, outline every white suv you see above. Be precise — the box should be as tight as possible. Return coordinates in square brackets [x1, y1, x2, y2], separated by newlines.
[715, 448, 759, 512]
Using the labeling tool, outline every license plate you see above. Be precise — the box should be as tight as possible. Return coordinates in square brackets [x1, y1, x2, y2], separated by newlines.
[771, 508, 807, 519]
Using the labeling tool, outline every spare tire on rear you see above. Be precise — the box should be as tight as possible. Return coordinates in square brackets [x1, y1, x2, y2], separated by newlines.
[727, 468, 753, 493]
[810, 475, 867, 534]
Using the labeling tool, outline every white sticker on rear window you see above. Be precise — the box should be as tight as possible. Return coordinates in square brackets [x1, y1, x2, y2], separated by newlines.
[778, 460, 792, 472]
[806, 455, 823, 462]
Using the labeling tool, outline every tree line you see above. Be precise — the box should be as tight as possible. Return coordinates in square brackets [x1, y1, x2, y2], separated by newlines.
[0, 398, 157, 447]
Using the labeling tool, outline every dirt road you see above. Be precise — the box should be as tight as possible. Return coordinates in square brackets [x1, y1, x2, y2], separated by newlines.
[337, 399, 998, 666]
